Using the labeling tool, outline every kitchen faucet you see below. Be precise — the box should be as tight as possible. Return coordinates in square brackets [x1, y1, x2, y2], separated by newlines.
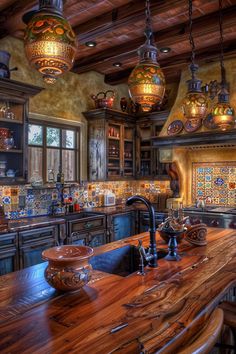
[126, 195, 158, 267]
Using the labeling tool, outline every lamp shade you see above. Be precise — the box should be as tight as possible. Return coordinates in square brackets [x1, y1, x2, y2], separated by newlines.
[24, 2, 76, 84]
[128, 63, 165, 112]
[212, 102, 235, 131]
[182, 91, 208, 121]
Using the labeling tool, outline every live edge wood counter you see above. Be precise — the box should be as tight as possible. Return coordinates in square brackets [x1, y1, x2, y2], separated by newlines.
[0, 228, 235, 354]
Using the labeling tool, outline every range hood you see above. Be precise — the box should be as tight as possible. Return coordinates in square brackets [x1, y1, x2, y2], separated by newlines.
[152, 129, 236, 148]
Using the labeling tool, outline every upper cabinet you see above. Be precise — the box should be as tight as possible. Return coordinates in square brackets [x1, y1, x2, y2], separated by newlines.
[0, 79, 43, 184]
[84, 109, 136, 181]
[84, 108, 170, 181]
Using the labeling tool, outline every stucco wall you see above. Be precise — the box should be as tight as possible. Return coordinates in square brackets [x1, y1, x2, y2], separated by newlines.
[0, 36, 129, 179]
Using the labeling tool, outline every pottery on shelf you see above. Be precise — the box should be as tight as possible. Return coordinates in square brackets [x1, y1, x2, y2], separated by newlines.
[42, 245, 94, 292]
[185, 223, 207, 246]
[91, 90, 115, 109]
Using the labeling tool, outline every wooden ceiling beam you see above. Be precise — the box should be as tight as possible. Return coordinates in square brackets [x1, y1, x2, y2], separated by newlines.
[104, 39, 236, 85]
[74, 0, 186, 42]
[73, 5, 236, 74]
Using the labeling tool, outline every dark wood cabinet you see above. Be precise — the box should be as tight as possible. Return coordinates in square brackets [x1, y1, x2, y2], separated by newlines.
[107, 211, 136, 242]
[19, 225, 59, 268]
[83, 109, 136, 181]
[0, 79, 43, 184]
[136, 111, 170, 180]
[0, 232, 18, 275]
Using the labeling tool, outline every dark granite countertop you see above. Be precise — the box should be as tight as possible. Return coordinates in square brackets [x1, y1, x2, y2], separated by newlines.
[1, 216, 65, 234]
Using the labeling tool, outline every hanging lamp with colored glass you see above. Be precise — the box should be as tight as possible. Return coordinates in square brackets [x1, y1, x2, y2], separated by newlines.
[23, 0, 76, 84]
[182, 0, 208, 122]
[128, 0, 165, 112]
[211, 0, 235, 131]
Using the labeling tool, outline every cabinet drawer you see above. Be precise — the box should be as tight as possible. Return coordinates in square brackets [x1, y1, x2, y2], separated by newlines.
[68, 216, 106, 234]
[19, 226, 57, 245]
[0, 233, 17, 249]
[19, 238, 56, 269]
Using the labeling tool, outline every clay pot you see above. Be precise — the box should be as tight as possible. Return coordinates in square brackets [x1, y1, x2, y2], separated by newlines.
[42, 245, 94, 292]
[185, 223, 207, 246]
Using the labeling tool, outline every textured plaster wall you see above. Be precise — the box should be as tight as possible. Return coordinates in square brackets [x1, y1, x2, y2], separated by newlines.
[0, 36, 129, 179]
[159, 58, 236, 137]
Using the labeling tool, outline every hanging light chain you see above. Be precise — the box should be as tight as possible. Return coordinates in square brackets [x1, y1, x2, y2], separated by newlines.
[144, 0, 153, 42]
[219, 0, 226, 84]
[189, 0, 196, 76]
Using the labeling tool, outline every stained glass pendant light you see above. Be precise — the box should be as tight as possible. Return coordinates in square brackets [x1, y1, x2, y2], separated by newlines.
[182, 0, 208, 122]
[128, 0, 165, 112]
[211, 0, 235, 131]
[23, 0, 76, 84]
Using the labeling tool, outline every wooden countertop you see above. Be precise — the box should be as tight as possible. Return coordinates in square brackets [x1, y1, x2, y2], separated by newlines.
[0, 228, 235, 353]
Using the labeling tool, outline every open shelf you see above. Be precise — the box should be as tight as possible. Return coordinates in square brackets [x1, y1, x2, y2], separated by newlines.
[0, 149, 22, 153]
[0, 118, 23, 125]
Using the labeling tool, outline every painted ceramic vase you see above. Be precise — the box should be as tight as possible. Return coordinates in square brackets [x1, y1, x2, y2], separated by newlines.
[42, 245, 94, 292]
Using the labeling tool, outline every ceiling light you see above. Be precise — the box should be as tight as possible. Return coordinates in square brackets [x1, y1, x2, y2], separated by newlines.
[85, 41, 97, 47]
[113, 62, 122, 67]
[211, 0, 235, 131]
[23, 0, 76, 84]
[160, 47, 171, 53]
[128, 0, 165, 112]
[182, 0, 208, 122]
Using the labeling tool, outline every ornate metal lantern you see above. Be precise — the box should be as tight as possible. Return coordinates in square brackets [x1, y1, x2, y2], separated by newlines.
[128, 0, 165, 112]
[211, 0, 235, 131]
[23, 0, 76, 84]
[182, 0, 208, 122]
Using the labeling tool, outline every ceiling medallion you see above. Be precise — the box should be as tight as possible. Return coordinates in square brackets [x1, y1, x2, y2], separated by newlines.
[128, 0, 165, 112]
[211, 0, 235, 131]
[23, 0, 76, 84]
[182, 0, 208, 123]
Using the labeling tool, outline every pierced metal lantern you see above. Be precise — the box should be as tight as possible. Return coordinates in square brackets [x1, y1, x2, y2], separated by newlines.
[182, 64, 208, 121]
[128, 0, 165, 112]
[23, 0, 76, 84]
[212, 86, 235, 131]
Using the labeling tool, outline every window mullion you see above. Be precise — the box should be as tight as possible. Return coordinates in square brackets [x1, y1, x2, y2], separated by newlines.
[43, 125, 47, 182]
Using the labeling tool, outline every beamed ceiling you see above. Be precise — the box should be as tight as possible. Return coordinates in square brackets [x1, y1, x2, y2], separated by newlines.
[0, 0, 236, 84]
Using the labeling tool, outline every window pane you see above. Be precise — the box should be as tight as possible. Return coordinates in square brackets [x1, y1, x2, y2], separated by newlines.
[62, 150, 75, 181]
[28, 147, 43, 180]
[62, 129, 75, 149]
[47, 148, 60, 179]
[28, 124, 43, 146]
[46, 127, 60, 147]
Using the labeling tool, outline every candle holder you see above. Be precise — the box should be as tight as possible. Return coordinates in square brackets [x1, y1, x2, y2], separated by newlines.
[164, 229, 184, 261]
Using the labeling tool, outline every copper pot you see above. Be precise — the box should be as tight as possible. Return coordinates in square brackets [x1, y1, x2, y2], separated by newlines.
[42, 245, 94, 292]
[91, 90, 115, 109]
[0, 128, 10, 149]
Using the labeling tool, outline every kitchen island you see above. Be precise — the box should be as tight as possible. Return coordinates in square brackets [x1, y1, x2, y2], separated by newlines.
[0, 227, 235, 353]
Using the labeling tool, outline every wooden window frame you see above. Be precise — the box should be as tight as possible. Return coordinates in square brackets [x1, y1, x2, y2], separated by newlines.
[28, 119, 80, 182]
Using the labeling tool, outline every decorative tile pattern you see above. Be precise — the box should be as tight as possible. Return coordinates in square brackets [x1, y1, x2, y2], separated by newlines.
[0, 180, 171, 219]
[192, 162, 236, 206]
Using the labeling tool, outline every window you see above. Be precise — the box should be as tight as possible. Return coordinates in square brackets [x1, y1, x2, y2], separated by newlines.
[28, 121, 79, 182]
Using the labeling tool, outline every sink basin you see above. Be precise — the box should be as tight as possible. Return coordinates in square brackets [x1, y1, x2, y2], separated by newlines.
[52, 212, 103, 221]
[90, 245, 167, 277]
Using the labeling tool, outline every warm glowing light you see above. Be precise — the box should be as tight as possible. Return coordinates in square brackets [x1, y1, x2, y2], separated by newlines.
[24, 8, 76, 84]
[182, 91, 208, 121]
[212, 102, 235, 131]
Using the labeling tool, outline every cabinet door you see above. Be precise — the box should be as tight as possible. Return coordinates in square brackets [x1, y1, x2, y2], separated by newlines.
[112, 212, 135, 241]
[88, 230, 107, 248]
[69, 232, 87, 246]
[19, 239, 56, 269]
[0, 248, 18, 275]
[139, 212, 166, 233]
[107, 122, 122, 179]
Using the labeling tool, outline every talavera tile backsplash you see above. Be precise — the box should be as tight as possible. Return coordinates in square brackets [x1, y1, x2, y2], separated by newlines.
[192, 162, 236, 206]
[1, 180, 170, 219]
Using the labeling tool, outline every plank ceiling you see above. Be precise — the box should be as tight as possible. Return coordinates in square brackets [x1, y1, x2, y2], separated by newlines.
[0, 0, 236, 84]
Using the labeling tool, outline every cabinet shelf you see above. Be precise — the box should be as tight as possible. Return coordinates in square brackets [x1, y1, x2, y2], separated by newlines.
[108, 156, 120, 160]
[124, 138, 133, 142]
[0, 149, 22, 153]
[0, 118, 23, 125]
[108, 136, 120, 140]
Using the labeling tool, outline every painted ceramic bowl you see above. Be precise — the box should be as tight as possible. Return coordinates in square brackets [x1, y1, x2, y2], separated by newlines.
[42, 245, 94, 292]
[185, 223, 207, 246]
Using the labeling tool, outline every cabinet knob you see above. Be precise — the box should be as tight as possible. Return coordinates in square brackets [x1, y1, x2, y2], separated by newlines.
[211, 219, 219, 227]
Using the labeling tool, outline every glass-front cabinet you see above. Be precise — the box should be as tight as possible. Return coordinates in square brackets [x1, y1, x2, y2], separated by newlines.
[0, 78, 42, 184]
[84, 109, 135, 181]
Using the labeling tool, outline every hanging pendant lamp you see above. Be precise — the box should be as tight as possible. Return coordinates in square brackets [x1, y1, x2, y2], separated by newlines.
[128, 0, 165, 112]
[182, 0, 208, 122]
[23, 0, 76, 84]
[211, 0, 235, 131]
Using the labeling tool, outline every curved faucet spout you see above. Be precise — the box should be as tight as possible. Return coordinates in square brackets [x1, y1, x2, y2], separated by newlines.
[126, 195, 157, 267]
